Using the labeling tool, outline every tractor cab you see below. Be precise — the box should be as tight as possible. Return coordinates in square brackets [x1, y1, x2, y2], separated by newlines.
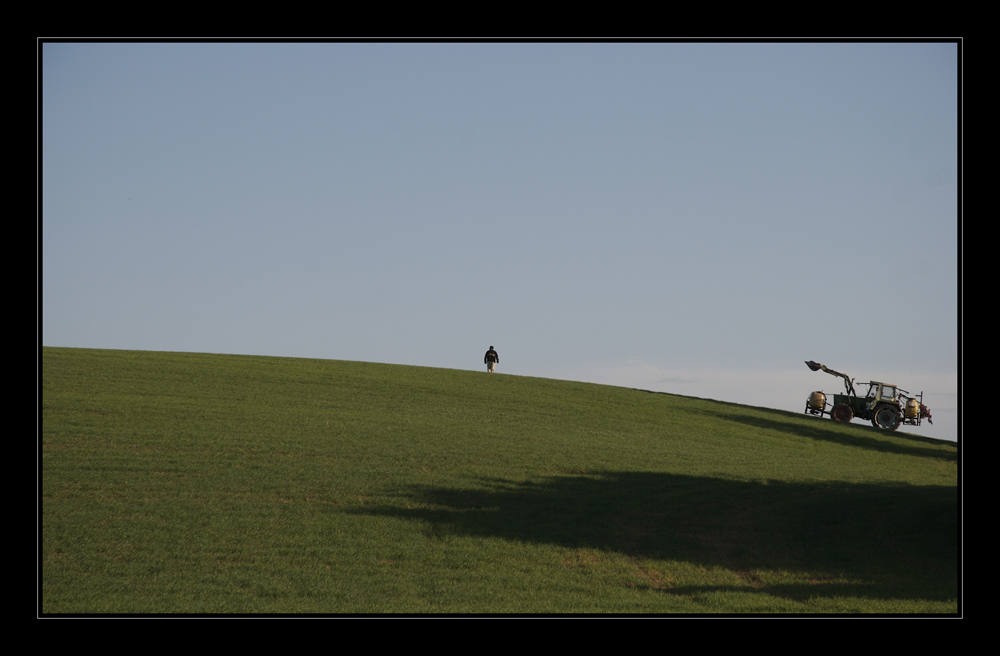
[863, 382, 898, 406]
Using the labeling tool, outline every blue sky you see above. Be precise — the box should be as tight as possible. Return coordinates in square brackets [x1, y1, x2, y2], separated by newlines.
[41, 41, 960, 441]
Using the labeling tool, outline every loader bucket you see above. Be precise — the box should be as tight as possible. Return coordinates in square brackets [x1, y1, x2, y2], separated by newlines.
[805, 361, 823, 372]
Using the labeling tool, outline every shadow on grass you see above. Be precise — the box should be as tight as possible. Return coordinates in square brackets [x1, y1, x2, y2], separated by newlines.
[347, 471, 956, 603]
[656, 394, 956, 462]
[715, 410, 956, 462]
[637, 389, 955, 462]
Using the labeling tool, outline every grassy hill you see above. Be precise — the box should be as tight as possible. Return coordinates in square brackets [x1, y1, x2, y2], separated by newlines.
[40, 347, 958, 614]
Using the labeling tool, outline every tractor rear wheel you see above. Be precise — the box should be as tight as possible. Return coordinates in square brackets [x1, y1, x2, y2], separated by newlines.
[831, 403, 854, 422]
[872, 404, 902, 431]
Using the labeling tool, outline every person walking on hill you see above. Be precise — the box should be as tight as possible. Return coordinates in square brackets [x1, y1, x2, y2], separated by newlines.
[484, 346, 499, 373]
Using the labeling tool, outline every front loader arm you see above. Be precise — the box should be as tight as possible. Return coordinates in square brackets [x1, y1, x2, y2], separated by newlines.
[805, 361, 856, 396]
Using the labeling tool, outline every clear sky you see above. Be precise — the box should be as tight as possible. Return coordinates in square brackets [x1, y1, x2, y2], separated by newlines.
[41, 41, 960, 441]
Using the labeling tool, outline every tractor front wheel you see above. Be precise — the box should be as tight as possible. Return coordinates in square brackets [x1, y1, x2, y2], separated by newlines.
[872, 405, 902, 431]
[831, 403, 854, 422]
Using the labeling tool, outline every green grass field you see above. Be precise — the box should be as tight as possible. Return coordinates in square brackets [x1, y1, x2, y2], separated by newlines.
[41, 347, 958, 614]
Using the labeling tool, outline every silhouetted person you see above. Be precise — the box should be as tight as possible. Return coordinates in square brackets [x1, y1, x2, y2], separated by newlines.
[484, 346, 499, 373]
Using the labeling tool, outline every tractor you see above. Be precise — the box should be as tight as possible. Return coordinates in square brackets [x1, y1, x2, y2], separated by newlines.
[803, 361, 932, 431]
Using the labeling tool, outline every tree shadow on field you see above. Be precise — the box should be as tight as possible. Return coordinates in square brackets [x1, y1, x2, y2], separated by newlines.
[347, 472, 957, 602]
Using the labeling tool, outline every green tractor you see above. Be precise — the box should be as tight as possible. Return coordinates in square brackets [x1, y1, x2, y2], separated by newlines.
[803, 361, 932, 431]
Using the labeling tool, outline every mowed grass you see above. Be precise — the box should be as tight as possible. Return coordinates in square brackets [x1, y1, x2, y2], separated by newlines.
[41, 347, 958, 614]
